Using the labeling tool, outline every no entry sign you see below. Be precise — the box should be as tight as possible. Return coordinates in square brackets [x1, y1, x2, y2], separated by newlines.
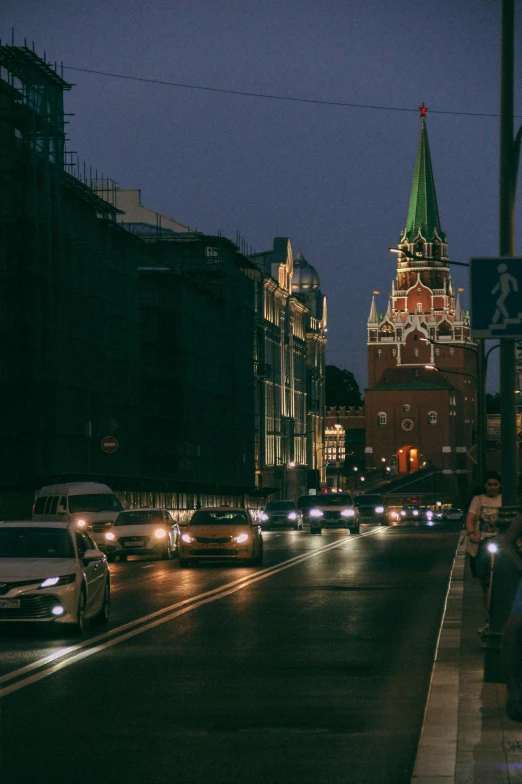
[101, 436, 118, 453]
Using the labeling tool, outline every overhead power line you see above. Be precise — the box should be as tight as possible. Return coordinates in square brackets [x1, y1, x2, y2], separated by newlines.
[63, 65, 508, 118]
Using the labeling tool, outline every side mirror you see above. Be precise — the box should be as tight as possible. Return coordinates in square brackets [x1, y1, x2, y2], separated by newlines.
[83, 549, 104, 564]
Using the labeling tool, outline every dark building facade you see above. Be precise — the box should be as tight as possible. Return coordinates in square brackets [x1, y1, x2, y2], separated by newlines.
[0, 45, 142, 514]
[365, 106, 476, 488]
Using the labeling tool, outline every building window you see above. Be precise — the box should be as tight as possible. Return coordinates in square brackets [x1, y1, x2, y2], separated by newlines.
[416, 303, 422, 313]
[403, 404, 410, 412]
[434, 347, 440, 357]
[377, 349, 382, 358]
[428, 411, 438, 425]
[414, 348, 419, 357]
[392, 348, 397, 357]
[378, 412, 387, 425]
[449, 347, 455, 356]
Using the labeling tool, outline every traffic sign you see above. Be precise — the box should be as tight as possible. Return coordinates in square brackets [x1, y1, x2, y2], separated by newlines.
[470, 257, 522, 337]
[101, 436, 118, 453]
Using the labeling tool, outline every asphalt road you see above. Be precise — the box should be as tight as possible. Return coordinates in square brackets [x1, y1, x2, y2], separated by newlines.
[0, 522, 460, 784]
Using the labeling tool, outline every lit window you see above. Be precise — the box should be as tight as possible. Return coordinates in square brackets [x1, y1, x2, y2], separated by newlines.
[377, 349, 382, 358]
[414, 348, 419, 357]
[378, 412, 387, 425]
[428, 411, 437, 425]
[403, 404, 410, 412]
[435, 347, 440, 357]
[416, 303, 422, 313]
[449, 347, 455, 356]
[392, 348, 397, 357]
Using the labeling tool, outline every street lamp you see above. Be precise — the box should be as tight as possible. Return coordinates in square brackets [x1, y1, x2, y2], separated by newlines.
[388, 247, 470, 268]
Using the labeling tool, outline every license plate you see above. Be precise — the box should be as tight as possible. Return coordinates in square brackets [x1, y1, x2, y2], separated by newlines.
[0, 599, 21, 609]
[125, 541, 144, 547]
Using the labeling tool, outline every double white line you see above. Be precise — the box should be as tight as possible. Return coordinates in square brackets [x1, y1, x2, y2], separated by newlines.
[0, 529, 384, 697]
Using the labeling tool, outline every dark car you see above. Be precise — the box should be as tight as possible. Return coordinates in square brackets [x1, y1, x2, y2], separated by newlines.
[354, 493, 387, 525]
[297, 495, 320, 515]
[260, 500, 304, 530]
[305, 493, 359, 535]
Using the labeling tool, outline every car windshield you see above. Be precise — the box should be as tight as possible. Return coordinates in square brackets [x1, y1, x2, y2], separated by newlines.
[190, 511, 249, 526]
[314, 495, 353, 507]
[0, 528, 75, 559]
[265, 501, 296, 511]
[297, 496, 318, 508]
[69, 494, 123, 513]
[115, 511, 164, 526]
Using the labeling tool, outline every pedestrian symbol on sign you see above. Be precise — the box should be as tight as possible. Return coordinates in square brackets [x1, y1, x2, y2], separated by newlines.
[492, 263, 518, 324]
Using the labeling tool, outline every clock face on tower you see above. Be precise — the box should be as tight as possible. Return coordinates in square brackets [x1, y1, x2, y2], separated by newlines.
[402, 418, 414, 431]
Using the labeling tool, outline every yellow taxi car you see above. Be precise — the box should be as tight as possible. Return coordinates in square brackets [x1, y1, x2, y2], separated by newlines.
[178, 507, 263, 567]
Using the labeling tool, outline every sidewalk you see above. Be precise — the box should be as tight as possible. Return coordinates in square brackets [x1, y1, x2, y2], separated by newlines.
[411, 541, 522, 784]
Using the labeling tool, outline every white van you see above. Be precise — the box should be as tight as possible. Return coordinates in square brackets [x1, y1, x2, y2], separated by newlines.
[32, 482, 123, 550]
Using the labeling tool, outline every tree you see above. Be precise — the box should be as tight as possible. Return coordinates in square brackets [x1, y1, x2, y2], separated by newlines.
[325, 365, 363, 408]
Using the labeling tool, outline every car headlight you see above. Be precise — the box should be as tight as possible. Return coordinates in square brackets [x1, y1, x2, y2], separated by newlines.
[400, 510, 406, 516]
[426, 511, 433, 519]
[413, 510, 419, 516]
[260, 513, 269, 522]
[375, 506, 385, 514]
[77, 519, 87, 528]
[235, 533, 249, 544]
[341, 509, 355, 517]
[310, 509, 323, 518]
[154, 529, 167, 538]
[105, 531, 116, 541]
[181, 533, 194, 543]
[288, 512, 297, 521]
[40, 574, 76, 588]
[487, 541, 498, 553]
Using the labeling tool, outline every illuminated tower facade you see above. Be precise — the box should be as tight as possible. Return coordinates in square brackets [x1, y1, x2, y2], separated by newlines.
[365, 105, 477, 481]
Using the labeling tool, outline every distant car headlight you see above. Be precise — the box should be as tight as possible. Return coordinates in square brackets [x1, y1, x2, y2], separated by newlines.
[375, 506, 385, 514]
[341, 509, 355, 517]
[426, 511, 433, 519]
[40, 574, 76, 588]
[400, 510, 406, 517]
[181, 533, 194, 543]
[487, 541, 498, 554]
[77, 519, 87, 528]
[260, 513, 269, 522]
[154, 529, 167, 538]
[105, 531, 116, 541]
[310, 509, 323, 518]
[235, 533, 249, 544]
[413, 510, 419, 516]
[288, 512, 297, 521]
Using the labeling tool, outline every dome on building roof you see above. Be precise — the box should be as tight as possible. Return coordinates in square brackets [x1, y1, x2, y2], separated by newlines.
[292, 249, 320, 292]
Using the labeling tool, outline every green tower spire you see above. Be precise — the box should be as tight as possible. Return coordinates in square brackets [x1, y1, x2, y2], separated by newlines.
[402, 104, 446, 243]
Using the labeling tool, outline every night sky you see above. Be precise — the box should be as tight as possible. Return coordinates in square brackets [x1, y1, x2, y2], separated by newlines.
[4, 1, 522, 393]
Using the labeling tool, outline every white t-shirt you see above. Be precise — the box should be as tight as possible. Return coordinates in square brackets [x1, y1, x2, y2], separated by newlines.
[468, 494, 502, 539]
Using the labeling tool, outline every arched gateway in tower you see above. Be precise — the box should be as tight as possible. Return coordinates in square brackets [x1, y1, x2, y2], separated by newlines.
[364, 105, 477, 487]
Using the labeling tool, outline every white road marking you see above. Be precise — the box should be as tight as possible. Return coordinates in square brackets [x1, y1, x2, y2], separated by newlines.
[0, 528, 384, 697]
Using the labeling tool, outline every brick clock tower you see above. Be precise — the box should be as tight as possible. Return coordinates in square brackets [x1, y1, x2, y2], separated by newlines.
[365, 105, 477, 486]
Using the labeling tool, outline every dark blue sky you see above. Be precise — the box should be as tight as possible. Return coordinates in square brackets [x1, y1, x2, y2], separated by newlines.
[4, 1, 522, 393]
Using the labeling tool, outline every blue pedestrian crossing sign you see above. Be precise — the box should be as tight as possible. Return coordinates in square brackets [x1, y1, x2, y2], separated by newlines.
[470, 257, 522, 338]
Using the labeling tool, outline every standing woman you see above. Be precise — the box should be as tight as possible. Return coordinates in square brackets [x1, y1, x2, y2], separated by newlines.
[465, 470, 502, 632]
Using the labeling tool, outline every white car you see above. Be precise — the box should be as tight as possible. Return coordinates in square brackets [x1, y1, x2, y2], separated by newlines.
[104, 508, 180, 563]
[0, 520, 110, 633]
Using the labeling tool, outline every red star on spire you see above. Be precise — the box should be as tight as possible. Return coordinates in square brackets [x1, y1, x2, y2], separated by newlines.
[419, 102, 427, 117]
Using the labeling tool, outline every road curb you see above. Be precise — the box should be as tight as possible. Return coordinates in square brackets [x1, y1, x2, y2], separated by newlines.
[410, 542, 466, 783]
